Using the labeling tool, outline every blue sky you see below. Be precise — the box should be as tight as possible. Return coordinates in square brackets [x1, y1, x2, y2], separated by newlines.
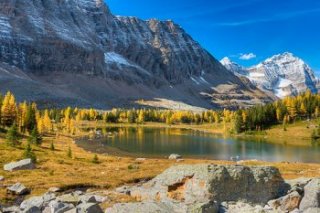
[106, 0, 320, 75]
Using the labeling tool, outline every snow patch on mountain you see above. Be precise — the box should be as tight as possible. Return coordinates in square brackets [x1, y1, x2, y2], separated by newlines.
[220, 52, 319, 98]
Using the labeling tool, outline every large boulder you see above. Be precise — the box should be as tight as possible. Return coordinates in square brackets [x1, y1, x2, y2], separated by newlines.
[7, 183, 30, 195]
[3, 159, 35, 172]
[129, 164, 284, 204]
[299, 178, 320, 211]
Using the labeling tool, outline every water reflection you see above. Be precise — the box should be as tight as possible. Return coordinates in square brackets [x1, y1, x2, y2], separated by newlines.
[76, 127, 320, 163]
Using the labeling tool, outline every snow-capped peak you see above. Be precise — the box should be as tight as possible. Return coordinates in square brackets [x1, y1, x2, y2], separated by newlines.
[220, 52, 319, 98]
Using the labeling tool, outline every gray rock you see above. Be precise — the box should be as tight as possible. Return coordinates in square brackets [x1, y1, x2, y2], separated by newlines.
[7, 183, 30, 195]
[20, 193, 56, 210]
[168, 154, 182, 160]
[285, 177, 311, 195]
[80, 195, 96, 203]
[187, 201, 218, 213]
[76, 203, 103, 213]
[22, 206, 41, 213]
[303, 208, 320, 213]
[3, 159, 35, 172]
[2, 205, 20, 213]
[115, 186, 131, 195]
[105, 201, 178, 213]
[267, 191, 301, 212]
[49, 200, 74, 213]
[57, 193, 81, 204]
[48, 187, 62, 193]
[93, 195, 108, 203]
[219, 201, 270, 213]
[135, 158, 146, 161]
[130, 164, 284, 204]
[299, 178, 320, 211]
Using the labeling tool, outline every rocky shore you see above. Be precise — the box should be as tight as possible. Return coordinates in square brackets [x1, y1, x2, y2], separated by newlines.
[1, 164, 319, 213]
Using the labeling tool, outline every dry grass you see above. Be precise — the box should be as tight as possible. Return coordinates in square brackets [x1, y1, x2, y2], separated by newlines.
[0, 122, 320, 204]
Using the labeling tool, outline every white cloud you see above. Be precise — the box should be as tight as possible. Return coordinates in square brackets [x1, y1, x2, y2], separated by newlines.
[239, 53, 256, 60]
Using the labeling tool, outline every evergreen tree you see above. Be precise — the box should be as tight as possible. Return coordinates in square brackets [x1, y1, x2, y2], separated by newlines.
[6, 123, 19, 147]
[67, 146, 72, 158]
[28, 127, 42, 146]
[25, 104, 37, 133]
[92, 154, 99, 164]
[23, 142, 37, 163]
[50, 141, 55, 151]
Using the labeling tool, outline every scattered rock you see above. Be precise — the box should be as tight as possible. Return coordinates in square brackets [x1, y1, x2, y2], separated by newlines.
[7, 183, 30, 195]
[299, 178, 320, 211]
[57, 192, 81, 204]
[3, 159, 35, 172]
[268, 191, 301, 212]
[105, 201, 178, 213]
[2, 205, 20, 213]
[20, 192, 56, 210]
[176, 159, 184, 163]
[285, 177, 311, 195]
[49, 200, 74, 213]
[168, 154, 182, 160]
[22, 206, 41, 213]
[80, 195, 96, 203]
[48, 187, 62, 193]
[76, 203, 103, 213]
[0, 176, 4, 181]
[135, 158, 146, 161]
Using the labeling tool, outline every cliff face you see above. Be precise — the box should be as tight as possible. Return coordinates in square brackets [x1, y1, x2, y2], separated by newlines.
[221, 53, 319, 98]
[0, 0, 270, 109]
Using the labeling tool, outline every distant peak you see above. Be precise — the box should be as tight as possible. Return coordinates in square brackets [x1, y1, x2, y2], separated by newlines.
[220, 57, 232, 65]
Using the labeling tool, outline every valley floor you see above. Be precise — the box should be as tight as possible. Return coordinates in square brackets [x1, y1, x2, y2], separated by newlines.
[0, 121, 319, 206]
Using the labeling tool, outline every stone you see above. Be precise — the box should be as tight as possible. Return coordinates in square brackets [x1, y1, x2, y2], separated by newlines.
[2, 205, 20, 213]
[285, 177, 311, 195]
[219, 201, 268, 213]
[20, 193, 56, 210]
[105, 201, 178, 213]
[299, 178, 320, 211]
[168, 154, 182, 160]
[76, 203, 103, 213]
[267, 191, 302, 212]
[3, 159, 35, 172]
[187, 201, 219, 213]
[115, 186, 131, 195]
[48, 187, 62, 193]
[80, 195, 97, 203]
[129, 164, 284, 204]
[304, 208, 320, 213]
[0, 176, 4, 181]
[135, 158, 146, 161]
[176, 159, 184, 162]
[49, 200, 74, 213]
[57, 193, 81, 204]
[93, 195, 108, 203]
[22, 206, 41, 213]
[7, 183, 30, 195]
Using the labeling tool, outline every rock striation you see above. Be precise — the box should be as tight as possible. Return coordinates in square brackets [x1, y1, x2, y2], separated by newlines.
[0, 0, 270, 109]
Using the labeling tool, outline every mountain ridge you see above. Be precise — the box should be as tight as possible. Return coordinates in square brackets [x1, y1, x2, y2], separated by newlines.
[0, 0, 271, 109]
[220, 52, 319, 98]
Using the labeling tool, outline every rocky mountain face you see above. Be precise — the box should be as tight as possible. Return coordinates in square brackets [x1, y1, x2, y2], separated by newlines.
[0, 0, 271, 109]
[221, 52, 319, 98]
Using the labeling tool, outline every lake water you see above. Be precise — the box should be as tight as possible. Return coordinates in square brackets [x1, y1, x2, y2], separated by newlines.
[76, 127, 320, 163]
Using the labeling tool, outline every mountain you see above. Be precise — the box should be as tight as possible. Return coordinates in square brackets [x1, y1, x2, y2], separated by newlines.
[0, 0, 271, 110]
[221, 52, 319, 98]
